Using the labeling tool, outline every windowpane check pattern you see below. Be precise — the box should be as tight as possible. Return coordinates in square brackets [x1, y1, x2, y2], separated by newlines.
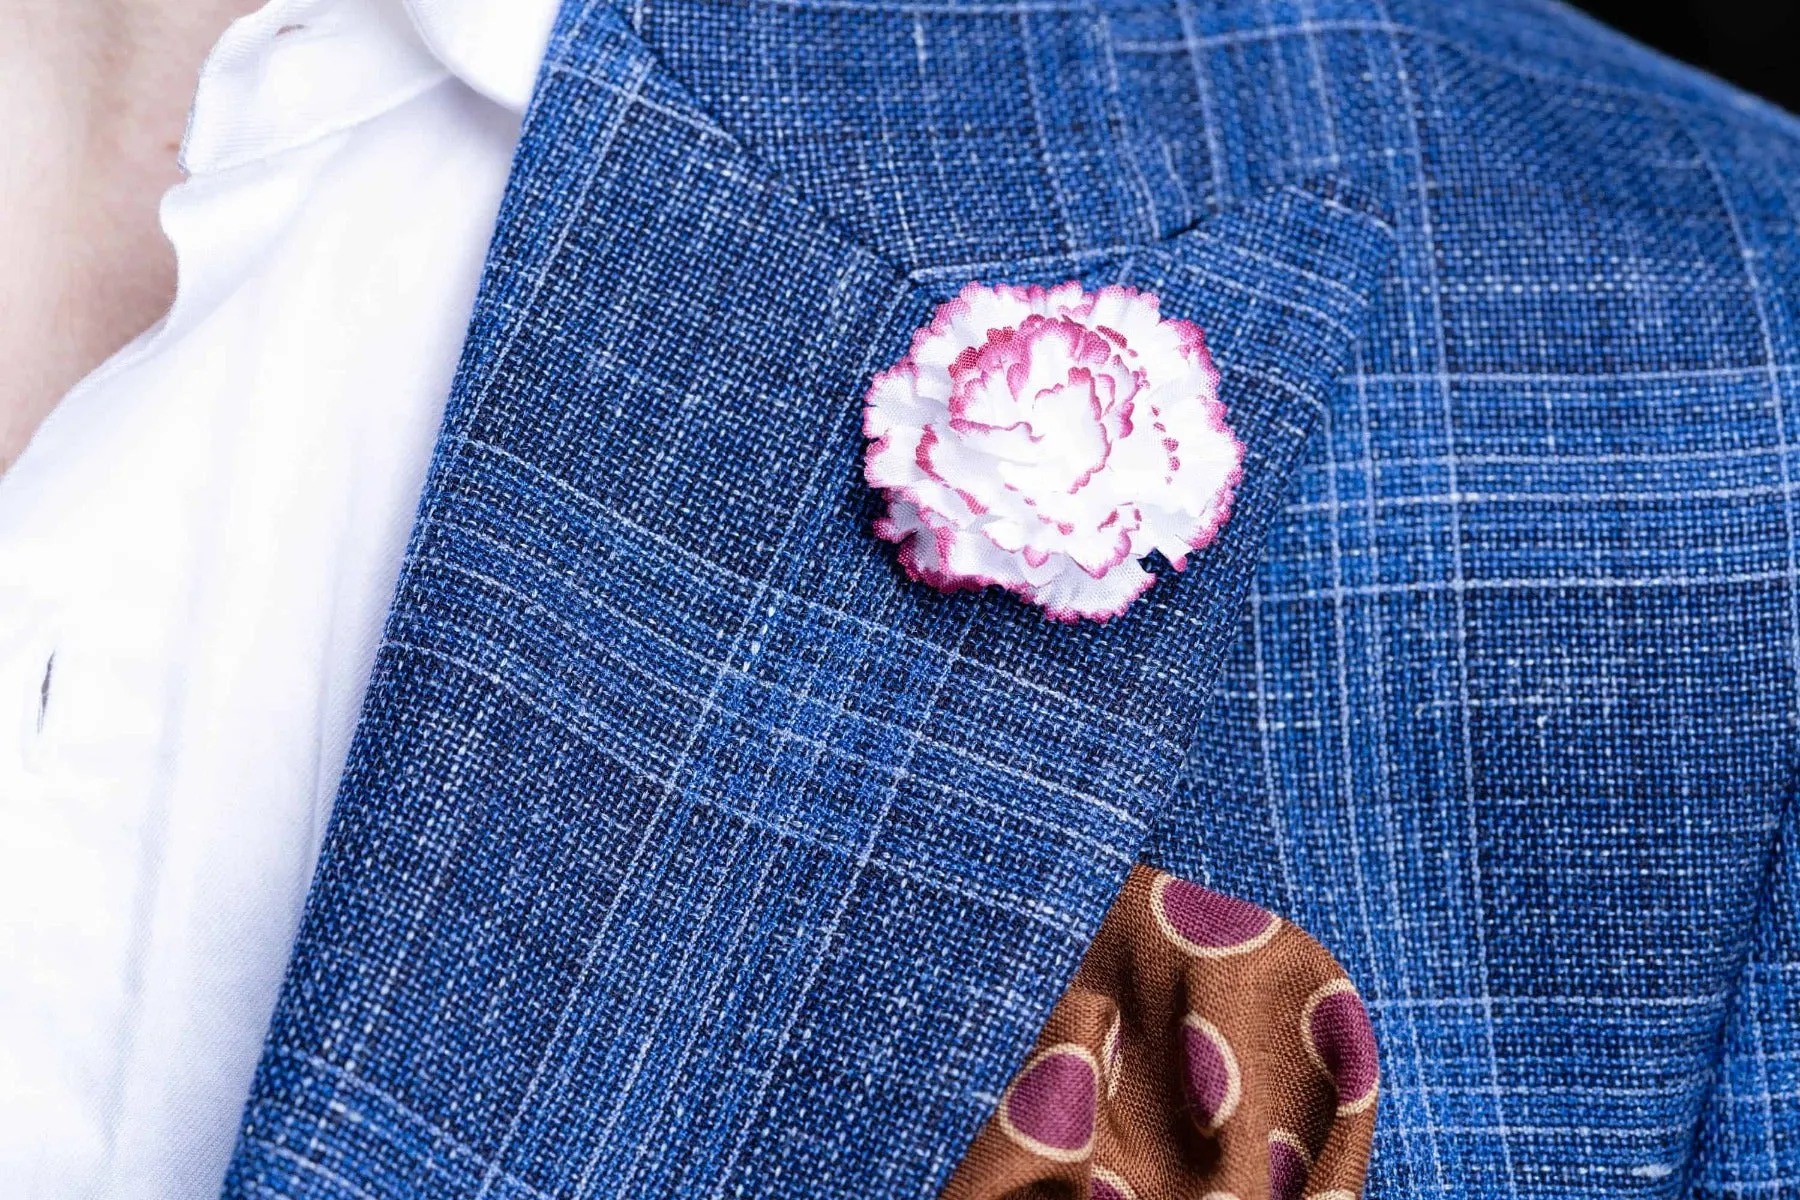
[226, 1, 1800, 1197]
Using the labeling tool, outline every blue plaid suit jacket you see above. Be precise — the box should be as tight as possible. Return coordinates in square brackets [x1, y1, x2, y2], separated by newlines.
[223, 0, 1800, 1195]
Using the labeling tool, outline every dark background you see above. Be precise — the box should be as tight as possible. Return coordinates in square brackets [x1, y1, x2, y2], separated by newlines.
[1571, 0, 1797, 111]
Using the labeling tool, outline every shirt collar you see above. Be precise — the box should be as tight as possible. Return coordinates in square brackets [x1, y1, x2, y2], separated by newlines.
[402, 0, 560, 112]
[180, 0, 557, 176]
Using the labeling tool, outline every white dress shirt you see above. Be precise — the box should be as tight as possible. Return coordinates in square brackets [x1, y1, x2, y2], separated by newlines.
[0, 1, 556, 1194]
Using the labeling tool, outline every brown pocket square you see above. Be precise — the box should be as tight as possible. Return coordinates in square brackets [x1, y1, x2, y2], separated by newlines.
[943, 866, 1378, 1200]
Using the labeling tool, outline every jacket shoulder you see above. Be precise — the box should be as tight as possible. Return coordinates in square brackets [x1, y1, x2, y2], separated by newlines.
[1387, 0, 1800, 193]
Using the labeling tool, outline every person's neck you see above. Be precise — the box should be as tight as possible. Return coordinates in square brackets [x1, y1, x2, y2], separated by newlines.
[0, 0, 264, 475]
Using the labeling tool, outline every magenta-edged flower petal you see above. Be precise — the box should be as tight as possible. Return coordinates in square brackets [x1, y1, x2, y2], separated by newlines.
[865, 281, 1238, 622]
[1031, 560, 1156, 624]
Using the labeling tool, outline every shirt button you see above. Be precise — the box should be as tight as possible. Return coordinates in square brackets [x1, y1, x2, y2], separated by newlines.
[0, 593, 57, 774]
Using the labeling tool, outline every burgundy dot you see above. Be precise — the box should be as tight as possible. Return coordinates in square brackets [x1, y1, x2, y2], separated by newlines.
[1268, 1130, 1311, 1200]
[1303, 980, 1380, 1114]
[1092, 1166, 1138, 1200]
[999, 1045, 1097, 1160]
[1180, 1014, 1241, 1129]
[1153, 874, 1279, 957]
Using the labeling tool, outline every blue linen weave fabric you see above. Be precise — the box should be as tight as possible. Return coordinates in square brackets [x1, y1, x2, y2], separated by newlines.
[223, 0, 1800, 1196]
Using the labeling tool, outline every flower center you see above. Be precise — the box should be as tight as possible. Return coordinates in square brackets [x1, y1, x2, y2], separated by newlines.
[947, 315, 1141, 495]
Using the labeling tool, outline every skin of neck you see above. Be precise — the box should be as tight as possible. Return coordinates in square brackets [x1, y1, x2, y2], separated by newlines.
[0, 0, 265, 475]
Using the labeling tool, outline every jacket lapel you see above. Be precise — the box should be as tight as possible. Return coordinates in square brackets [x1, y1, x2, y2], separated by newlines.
[224, 5, 1395, 1197]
